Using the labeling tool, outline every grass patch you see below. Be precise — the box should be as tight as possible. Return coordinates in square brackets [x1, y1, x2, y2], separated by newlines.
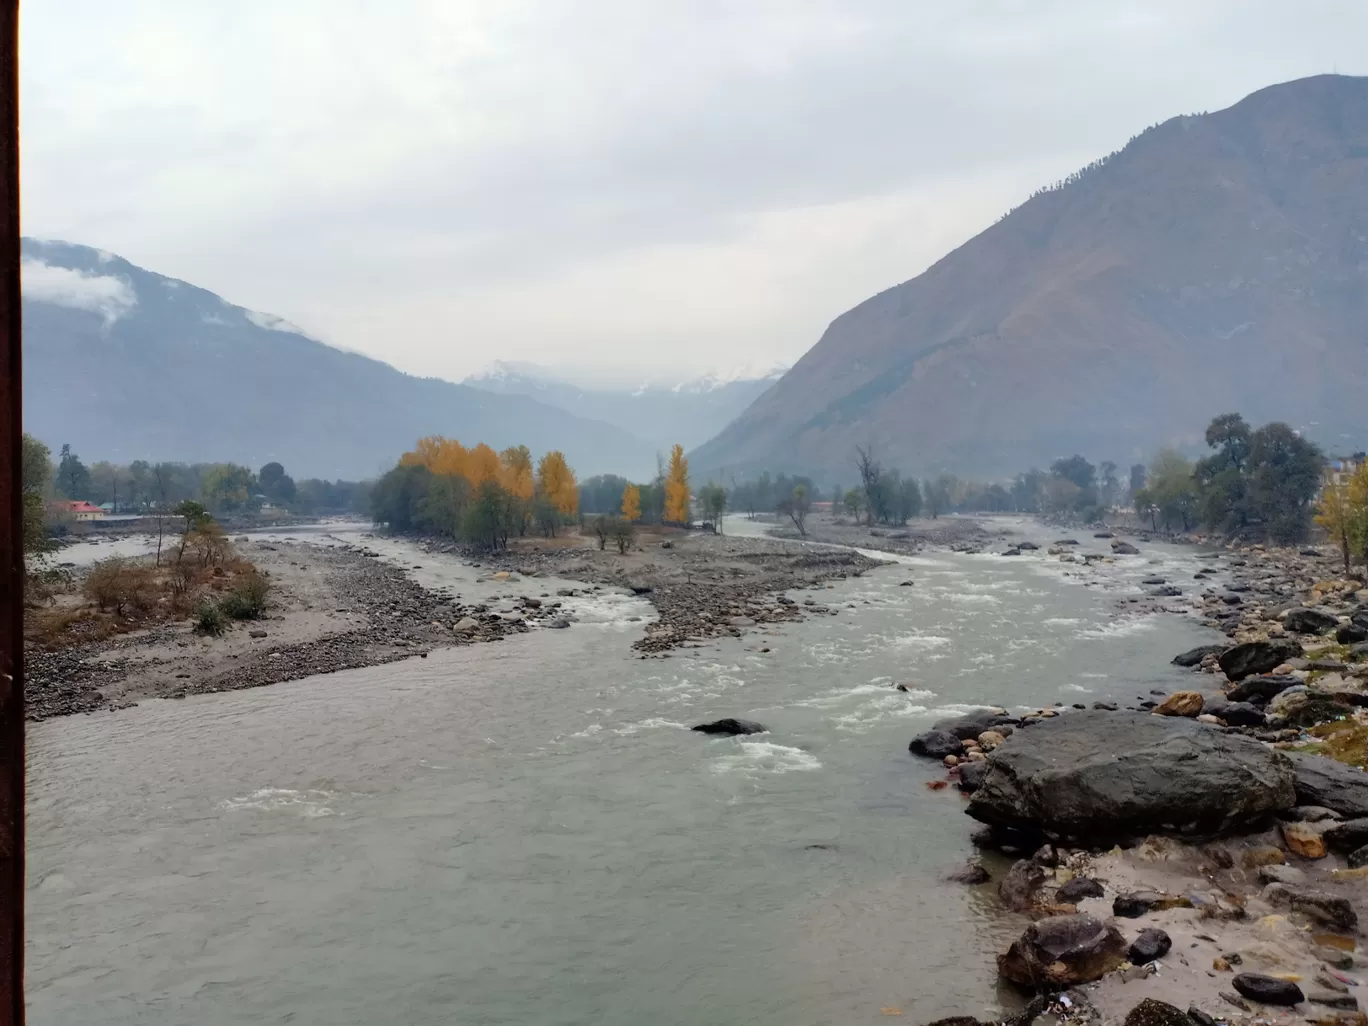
[1295, 719, 1368, 769]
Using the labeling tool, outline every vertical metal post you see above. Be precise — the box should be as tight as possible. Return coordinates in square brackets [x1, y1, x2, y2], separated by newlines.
[0, 1, 23, 1022]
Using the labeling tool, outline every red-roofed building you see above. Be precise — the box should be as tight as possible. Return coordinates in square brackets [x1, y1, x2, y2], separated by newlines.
[56, 500, 106, 522]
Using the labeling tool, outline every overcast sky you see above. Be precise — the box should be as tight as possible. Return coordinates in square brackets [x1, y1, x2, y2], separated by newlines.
[19, 1, 1368, 386]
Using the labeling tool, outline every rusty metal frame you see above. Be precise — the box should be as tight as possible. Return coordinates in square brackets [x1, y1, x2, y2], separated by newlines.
[0, 0, 22, 1022]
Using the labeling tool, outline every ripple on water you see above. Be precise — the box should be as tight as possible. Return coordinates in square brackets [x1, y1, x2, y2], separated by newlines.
[709, 741, 820, 776]
[220, 788, 338, 817]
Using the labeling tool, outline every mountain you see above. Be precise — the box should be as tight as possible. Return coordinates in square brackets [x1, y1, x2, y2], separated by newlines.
[692, 74, 1368, 483]
[464, 360, 785, 454]
[21, 240, 658, 480]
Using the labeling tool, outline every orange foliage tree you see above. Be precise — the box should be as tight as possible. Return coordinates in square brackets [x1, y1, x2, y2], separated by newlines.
[621, 483, 641, 521]
[536, 451, 579, 516]
[664, 444, 690, 523]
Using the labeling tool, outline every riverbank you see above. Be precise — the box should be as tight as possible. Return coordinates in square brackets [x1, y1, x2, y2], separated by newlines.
[24, 536, 555, 720]
[907, 538, 1368, 1025]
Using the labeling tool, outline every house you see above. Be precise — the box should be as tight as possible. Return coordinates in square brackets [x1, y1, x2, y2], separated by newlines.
[57, 500, 106, 522]
[1327, 453, 1365, 488]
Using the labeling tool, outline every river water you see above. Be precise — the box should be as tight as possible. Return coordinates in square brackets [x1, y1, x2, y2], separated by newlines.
[27, 518, 1224, 1025]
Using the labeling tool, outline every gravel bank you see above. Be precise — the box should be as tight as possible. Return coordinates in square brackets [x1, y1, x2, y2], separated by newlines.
[25, 537, 563, 720]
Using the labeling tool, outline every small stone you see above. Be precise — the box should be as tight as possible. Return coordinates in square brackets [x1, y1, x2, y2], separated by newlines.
[1128, 928, 1173, 964]
[1056, 877, 1104, 903]
[942, 754, 959, 768]
[1283, 821, 1329, 859]
[1308, 992, 1359, 1011]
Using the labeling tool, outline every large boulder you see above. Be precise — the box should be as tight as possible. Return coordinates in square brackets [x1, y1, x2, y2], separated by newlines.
[1337, 622, 1368, 645]
[1112, 541, 1140, 555]
[1056, 877, 1104, 903]
[1219, 640, 1304, 681]
[1221, 702, 1267, 727]
[1288, 753, 1368, 819]
[997, 913, 1128, 989]
[1173, 644, 1228, 668]
[967, 712, 1295, 844]
[1284, 607, 1340, 635]
[1324, 817, 1368, 851]
[933, 708, 1017, 740]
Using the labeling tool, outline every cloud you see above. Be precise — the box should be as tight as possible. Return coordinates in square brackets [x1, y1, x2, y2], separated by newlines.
[16, 1, 1368, 382]
[21, 256, 137, 324]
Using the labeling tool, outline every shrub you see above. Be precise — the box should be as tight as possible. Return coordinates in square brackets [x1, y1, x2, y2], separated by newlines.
[612, 518, 634, 554]
[83, 556, 156, 615]
[194, 599, 227, 636]
[220, 571, 269, 620]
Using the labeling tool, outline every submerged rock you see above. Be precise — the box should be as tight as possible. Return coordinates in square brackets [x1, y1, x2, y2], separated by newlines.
[997, 913, 1127, 988]
[691, 718, 766, 736]
[909, 730, 964, 759]
[998, 859, 1047, 912]
[967, 711, 1295, 844]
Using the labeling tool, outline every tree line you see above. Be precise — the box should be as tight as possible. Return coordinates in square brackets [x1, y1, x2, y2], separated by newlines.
[22, 436, 368, 521]
[370, 436, 581, 550]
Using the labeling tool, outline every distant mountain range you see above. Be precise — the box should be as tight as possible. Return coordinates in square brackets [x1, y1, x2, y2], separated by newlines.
[21, 240, 659, 480]
[692, 74, 1368, 483]
[463, 360, 784, 456]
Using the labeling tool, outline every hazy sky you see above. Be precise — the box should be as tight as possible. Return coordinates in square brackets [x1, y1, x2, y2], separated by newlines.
[20, 1, 1368, 386]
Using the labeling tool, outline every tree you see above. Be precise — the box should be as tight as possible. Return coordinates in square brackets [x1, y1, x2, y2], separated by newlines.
[1147, 449, 1198, 532]
[777, 484, 811, 536]
[21, 434, 54, 557]
[258, 462, 297, 504]
[536, 450, 579, 517]
[463, 480, 514, 550]
[1098, 461, 1119, 509]
[1194, 413, 1253, 535]
[894, 476, 923, 523]
[201, 463, 254, 512]
[611, 517, 634, 554]
[588, 515, 612, 550]
[172, 500, 212, 564]
[1316, 477, 1360, 575]
[855, 446, 881, 527]
[56, 443, 91, 500]
[925, 476, 953, 518]
[699, 482, 727, 531]
[621, 483, 641, 522]
[500, 446, 534, 501]
[843, 488, 865, 522]
[1246, 422, 1323, 544]
[1128, 464, 1146, 501]
[664, 444, 690, 524]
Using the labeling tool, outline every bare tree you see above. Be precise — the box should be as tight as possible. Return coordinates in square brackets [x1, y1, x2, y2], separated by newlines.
[855, 445, 882, 527]
[777, 484, 811, 537]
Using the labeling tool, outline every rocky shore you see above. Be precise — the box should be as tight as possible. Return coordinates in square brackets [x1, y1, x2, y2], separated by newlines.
[902, 541, 1368, 1026]
[416, 529, 883, 655]
[25, 537, 561, 720]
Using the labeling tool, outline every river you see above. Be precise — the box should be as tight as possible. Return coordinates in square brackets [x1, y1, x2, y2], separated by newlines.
[26, 517, 1224, 1025]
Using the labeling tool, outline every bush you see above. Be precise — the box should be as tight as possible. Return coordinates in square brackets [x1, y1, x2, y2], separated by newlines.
[611, 518, 634, 554]
[194, 599, 227, 636]
[220, 571, 269, 620]
[83, 556, 156, 615]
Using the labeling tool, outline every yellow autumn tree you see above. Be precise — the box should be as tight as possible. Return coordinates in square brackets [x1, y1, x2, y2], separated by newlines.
[536, 451, 579, 516]
[664, 444, 690, 523]
[500, 445, 534, 500]
[621, 483, 641, 521]
[1319, 463, 1368, 573]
